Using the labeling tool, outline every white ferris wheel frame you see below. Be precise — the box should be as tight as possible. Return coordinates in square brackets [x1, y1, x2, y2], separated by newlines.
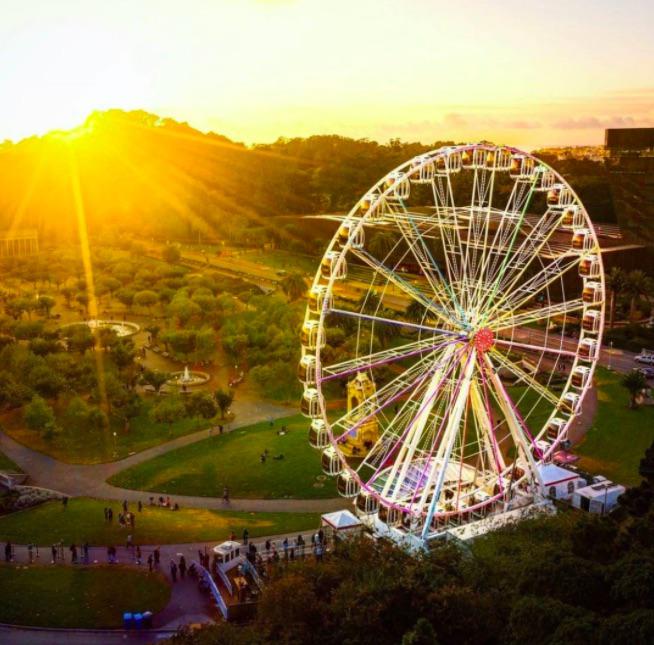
[300, 143, 605, 541]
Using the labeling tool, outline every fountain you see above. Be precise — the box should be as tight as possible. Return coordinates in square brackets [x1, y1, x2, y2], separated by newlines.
[60, 319, 140, 338]
[167, 365, 210, 389]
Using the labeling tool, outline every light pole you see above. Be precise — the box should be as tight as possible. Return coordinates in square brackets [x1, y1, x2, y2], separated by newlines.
[112, 431, 117, 458]
[607, 340, 613, 371]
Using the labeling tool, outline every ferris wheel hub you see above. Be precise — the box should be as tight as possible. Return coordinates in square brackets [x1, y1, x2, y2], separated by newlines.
[473, 327, 495, 353]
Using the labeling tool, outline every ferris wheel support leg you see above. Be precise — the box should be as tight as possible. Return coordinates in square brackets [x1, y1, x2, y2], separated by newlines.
[420, 350, 477, 540]
[380, 344, 457, 502]
[470, 378, 506, 476]
[483, 355, 544, 499]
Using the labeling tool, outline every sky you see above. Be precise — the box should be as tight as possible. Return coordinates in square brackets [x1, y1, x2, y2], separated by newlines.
[1, 0, 653, 148]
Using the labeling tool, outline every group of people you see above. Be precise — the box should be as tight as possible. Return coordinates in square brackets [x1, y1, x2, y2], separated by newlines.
[169, 554, 196, 582]
[148, 496, 180, 511]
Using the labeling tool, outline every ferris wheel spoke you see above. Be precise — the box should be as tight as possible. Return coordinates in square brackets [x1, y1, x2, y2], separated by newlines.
[490, 297, 586, 332]
[374, 344, 462, 497]
[419, 350, 477, 536]
[482, 254, 580, 324]
[480, 353, 544, 484]
[488, 348, 560, 407]
[392, 200, 466, 324]
[329, 307, 463, 338]
[493, 336, 577, 359]
[330, 342, 460, 443]
[479, 210, 566, 322]
[350, 247, 455, 326]
[320, 336, 455, 382]
[471, 373, 507, 479]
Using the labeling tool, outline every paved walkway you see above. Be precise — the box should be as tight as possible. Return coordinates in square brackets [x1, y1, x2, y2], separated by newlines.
[0, 401, 343, 514]
[1, 530, 321, 644]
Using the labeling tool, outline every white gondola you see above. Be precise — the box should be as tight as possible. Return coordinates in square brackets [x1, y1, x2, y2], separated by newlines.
[301, 387, 322, 418]
[538, 169, 556, 191]
[308, 285, 333, 314]
[578, 338, 599, 361]
[582, 309, 601, 333]
[571, 228, 593, 253]
[496, 148, 512, 170]
[509, 154, 536, 179]
[297, 354, 318, 385]
[560, 392, 581, 415]
[485, 149, 497, 168]
[546, 184, 574, 207]
[308, 419, 329, 449]
[321, 251, 347, 280]
[355, 490, 379, 515]
[571, 365, 591, 389]
[337, 222, 364, 250]
[560, 205, 584, 230]
[321, 446, 341, 476]
[410, 155, 435, 183]
[435, 149, 462, 175]
[359, 192, 384, 220]
[384, 171, 410, 199]
[582, 281, 602, 304]
[546, 417, 567, 441]
[378, 504, 402, 527]
[461, 147, 486, 169]
[301, 320, 325, 350]
[579, 255, 600, 278]
[336, 471, 360, 498]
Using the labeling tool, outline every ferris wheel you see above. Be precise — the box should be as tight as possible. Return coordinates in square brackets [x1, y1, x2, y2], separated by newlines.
[299, 143, 605, 542]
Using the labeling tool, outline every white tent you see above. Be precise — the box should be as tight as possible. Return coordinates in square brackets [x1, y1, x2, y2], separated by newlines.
[321, 509, 363, 536]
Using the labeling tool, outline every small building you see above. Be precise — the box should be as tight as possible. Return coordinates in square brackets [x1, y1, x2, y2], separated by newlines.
[572, 480, 626, 514]
[537, 463, 587, 501]
[321, 509, 363, 541]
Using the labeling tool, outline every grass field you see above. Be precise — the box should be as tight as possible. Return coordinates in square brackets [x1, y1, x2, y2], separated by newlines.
[0, 565, 170, 628]
[0, 401, 206, 465]
[109, 414, 336, 499]
[0, 498, 320, 545]
[0, 449, 21, 472]
[575, 367, 654, 486]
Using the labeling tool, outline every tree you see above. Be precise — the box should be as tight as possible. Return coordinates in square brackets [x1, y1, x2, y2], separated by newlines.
[280, 273, 307, 301]
[162, 245, 181, 263]
[24, 395, 56, 435]
[185, 391, 218, 421]
[625, 270, 653, 321]
[405, 300, 425, 324]
[622, 370, 647, 409]
[368, 231, 395, 260]
[150, 395, 187, 434]
[134, 289, 158, 313]
[214, 388, 234, 418]
[606, 267, 626, 329]
[28, 364, 64, 398]
[115, 288, 135, 311]
[67, 325, 95, 354]
[35, 295, 56, 317]
[140, 369, 170, 394]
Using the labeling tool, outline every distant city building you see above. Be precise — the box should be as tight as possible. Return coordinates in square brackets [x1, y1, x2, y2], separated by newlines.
[604, 128, 654, 252]
[0, 229, 39, 258]
[605, 127, 654, 155]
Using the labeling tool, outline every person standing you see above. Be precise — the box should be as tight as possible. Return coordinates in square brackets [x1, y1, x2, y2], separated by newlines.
[147, 554, 153, 572]
[265, 539, 271, 557]
[4, 541, 12, 562]
[27, 543, 34, 564]
[223, 486, 230, 503]
[179, 555, 187, 579]
[138, 500, 143, 513]
[62, 496, 68, 509]
[283, 537, 289, 560]
[154, 547, 161, 568]
[69, 544, 78, 564]
[126, 534, 133, 550]
[51, 544, 57, 564]
[83, 542, 89, 564]
[170, 561, 178, 582]
[135, 545, 142, 565]
[242, 529, 249, 546]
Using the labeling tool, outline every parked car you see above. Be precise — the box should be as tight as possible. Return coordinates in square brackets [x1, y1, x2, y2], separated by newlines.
[635, 353, 654, 365]
[634, 366, 654, 379]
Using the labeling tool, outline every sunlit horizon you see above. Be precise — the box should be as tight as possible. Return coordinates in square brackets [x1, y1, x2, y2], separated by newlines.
[2, 0, 654, 148]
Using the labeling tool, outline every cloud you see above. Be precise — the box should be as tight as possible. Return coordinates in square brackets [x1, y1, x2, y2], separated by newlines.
[552, 115, 654, 129]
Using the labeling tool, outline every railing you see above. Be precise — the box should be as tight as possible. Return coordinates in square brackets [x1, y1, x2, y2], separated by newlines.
[194, 561, 229, 619]
[215, 563, 234, 596]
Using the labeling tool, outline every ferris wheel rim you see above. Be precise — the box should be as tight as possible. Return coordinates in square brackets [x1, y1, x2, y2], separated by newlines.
[303, 142, 605, 530]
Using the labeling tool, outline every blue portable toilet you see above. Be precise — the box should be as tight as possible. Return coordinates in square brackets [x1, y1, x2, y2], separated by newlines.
[123, 612, 133, 629]
[133, 613, 143, 629]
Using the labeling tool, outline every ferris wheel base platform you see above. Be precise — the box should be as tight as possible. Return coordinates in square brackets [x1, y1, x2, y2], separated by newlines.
[366, 499, 556, 550]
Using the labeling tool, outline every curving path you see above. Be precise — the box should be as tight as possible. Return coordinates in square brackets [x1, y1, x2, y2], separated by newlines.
[0, 400, 344, 514]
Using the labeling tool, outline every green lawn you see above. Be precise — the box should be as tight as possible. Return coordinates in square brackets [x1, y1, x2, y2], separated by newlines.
[0, 449, 21, 472]
[109, 414, 336, 499]
[0, 401, 208, 464]
[0, 498, 319, 545]
[575, 367, 654, 486]
[0, 565, 170, 628]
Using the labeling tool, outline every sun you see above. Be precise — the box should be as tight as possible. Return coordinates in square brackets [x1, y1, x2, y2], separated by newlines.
[2, 18, 151, 141]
